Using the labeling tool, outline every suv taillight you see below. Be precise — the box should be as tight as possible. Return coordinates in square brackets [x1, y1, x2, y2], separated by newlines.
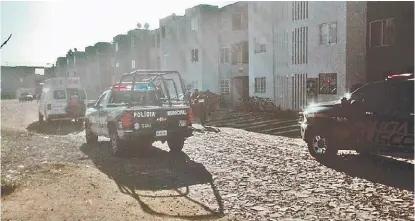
[187, 108, 193, 124]
[47, 104, 52, 110]
[122, 112, 133, 128]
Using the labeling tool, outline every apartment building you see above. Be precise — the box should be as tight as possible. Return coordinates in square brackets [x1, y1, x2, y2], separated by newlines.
[55, 57, 67, 78]
[148, 29, 161, 69]
[1, 66, 41, 98]
[218, 2, 249, 103]
[159, 5, 220, 93]
[366, 1, 414, 82]
[113, 34, 131, 82]
[249, 1, 367, 110]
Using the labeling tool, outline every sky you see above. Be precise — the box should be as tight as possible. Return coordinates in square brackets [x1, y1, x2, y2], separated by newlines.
[0, 0, 234, 67]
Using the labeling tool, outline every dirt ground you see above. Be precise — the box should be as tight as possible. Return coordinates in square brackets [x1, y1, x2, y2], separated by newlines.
[1, 100, 238, 221]
[2, 100, 414, 221]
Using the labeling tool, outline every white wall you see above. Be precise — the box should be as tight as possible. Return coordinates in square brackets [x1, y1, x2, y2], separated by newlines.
[249, 1, 355, 110]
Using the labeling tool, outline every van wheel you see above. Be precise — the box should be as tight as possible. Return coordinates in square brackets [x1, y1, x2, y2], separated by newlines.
[167, 137, 185, 153]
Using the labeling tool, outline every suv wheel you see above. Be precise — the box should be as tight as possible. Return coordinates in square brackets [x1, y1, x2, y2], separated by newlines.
[307, 134, 338, 159]
[85, 122, 98, 145]
[167, 137, 185, 153]
[109, 129, 125, 157]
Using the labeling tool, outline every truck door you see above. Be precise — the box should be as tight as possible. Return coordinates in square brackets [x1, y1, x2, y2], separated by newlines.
[97, 91, 110, 136]
[90, 91, 109, 135]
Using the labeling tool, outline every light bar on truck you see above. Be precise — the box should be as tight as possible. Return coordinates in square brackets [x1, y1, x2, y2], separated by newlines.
[386, 73, 414, 81]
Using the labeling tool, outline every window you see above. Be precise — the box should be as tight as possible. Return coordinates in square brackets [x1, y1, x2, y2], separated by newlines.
[219, 79, 230, 95]
[95, 91, 109, 107]
[293, 26, 309, 64]
[220, 48, 230, 64]
[53, 89, 66, 100]
[292, 1, 309, 21]
[115, 42, 119, 51]
[67, 88, 86, 100]
[191, 49, 199, 62]
[131, 60, 136, 69]
[320, 22, 337, 45]
[20, 78, 23, 83]
[232, 14, 242, 30]
[191, 17, 198, 31]
[254, 77, 266, 94]
[370, 18, 395, 47]
[131, 36, 136, 47]
[161, 26, 166, 38]
[318, 73, 337, 94]
[232, 41, 249, 64]
[115, 62, 119, 68]
[254, 38, 266, 53]
[156, 34, 160, 48]
[351, 83, 393, 115]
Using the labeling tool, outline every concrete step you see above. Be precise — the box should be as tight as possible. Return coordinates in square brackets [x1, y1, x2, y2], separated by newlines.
[237, 119, 297, 131]
[206, 116, 265, 126]
[271, 128, 301, 138]
[257, 124, 299, 134]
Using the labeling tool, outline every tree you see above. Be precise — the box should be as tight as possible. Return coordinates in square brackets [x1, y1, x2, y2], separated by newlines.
[0, 34, 12, 49]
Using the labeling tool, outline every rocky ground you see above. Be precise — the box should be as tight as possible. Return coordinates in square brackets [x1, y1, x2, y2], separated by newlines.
[1, 100, 414, 221]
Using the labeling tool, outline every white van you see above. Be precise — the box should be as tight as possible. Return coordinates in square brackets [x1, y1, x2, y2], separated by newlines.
[38, 77, 87, 123]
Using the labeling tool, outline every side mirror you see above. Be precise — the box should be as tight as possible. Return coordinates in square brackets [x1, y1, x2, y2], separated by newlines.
[341, 97, 349, 106]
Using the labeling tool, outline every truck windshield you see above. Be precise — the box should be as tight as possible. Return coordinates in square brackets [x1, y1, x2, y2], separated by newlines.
[109, 86, 161, 106]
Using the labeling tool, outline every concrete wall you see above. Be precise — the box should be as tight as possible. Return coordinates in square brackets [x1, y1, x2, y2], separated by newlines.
[345, 1, 367, 89]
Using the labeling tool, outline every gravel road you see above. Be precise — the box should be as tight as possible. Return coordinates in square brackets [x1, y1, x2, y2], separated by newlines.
[1, 100, 414, 221]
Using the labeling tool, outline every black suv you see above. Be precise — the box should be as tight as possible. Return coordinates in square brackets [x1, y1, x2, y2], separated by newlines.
[301, 73, 414, 159]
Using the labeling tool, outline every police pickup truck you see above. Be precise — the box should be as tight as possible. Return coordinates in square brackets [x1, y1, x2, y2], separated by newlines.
[84, 70, 193, 156]
[301, 73, 414, 160]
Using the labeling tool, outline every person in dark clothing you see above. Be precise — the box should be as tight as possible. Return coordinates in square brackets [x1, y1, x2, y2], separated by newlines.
[190, 89, 208, 126]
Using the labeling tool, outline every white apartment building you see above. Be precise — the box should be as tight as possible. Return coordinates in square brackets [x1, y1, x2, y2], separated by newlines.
[249, 1, 367, 110]
[218, 2, 249, 103]
[159, 5, 220, 93]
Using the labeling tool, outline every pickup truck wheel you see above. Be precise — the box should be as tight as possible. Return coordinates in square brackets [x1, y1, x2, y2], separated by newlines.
[307, 134, 338, 160]
[85, 123, 98, 145]
[109, 130, 125, 157]
[167, 137, 185, 153]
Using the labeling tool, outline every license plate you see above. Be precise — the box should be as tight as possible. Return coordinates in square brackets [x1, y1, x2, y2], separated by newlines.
[179, 120, 187, 127]
[198, 99, 205, 102]
[156, 130, 167, 137]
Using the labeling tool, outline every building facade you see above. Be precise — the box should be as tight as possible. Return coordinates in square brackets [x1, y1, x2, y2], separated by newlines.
[218, 2, 249, 103]
[1, 66, 41, 98]
[159, 5, 220, 94]
[249, 1, 367, 110]
[366, 1, 414, 82]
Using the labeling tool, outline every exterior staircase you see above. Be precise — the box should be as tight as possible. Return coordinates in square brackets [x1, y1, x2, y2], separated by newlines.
[204, 109, 301, 138]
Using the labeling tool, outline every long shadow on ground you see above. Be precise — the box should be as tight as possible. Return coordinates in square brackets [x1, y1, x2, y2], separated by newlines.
[27, 121, 83, 136]
[318, 154, 414, 192]
[80, 142, 224, 220]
